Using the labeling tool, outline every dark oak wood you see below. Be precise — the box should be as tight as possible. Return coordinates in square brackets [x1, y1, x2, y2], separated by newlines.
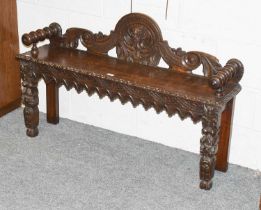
[46, 81, 59, 124]
[17, 13, 244, 190]
[216, 98, 235, 172]
[0, 0, 21, 116]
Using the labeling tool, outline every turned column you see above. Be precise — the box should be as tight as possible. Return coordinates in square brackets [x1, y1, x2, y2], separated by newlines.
[21, 62, 39, 137]
[200, 105, 221, 190]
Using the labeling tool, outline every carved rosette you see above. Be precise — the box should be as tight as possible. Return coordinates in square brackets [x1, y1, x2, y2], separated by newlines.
[21, 62, 39, 137]
[114, 13, 163, 66]
[200, 105, 221, 190]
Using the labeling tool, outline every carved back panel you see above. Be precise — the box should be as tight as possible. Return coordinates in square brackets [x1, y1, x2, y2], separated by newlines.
[47, 13, 224, 77]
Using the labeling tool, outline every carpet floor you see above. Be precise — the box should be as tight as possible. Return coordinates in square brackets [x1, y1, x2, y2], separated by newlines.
[0, 108, 260, 210]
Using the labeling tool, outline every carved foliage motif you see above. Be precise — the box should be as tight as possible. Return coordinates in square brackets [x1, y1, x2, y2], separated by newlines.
[116, 25, 159, 65]
[200, 105, 221, 190]
[114, 14, 163, 66]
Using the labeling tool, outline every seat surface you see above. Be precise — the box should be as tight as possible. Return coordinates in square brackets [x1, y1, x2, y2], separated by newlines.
[18, 45, 240, 105]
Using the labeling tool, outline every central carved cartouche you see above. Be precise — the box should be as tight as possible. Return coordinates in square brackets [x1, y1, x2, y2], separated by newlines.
[116, 24, 160, 66]
[114, 13, 163, 66]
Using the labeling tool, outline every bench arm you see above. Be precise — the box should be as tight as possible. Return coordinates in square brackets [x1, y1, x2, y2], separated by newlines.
[22, 23, 61, 57]
[210, 59, 244, 95]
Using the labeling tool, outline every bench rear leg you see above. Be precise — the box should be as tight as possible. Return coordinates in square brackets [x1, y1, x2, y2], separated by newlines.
[46, 81, 59, 124]
[215, 98, 235, 172]
[22, 65, 39, 137]
[200, 106, 221, 190]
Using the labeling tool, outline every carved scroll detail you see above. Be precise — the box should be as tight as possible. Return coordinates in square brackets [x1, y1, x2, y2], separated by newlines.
[158, 41, 222, 76]
[49, 28, 90, 49]
[200, 105, 221, 190]
[20, 62, 40, 137]
[81, 31, 117, 54]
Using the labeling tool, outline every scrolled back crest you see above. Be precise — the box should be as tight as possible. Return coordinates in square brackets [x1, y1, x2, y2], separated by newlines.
[50, 13, 223, 77]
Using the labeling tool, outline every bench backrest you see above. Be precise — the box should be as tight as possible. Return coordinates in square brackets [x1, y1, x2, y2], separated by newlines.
[22, 13, 220, 75]
[21, 13, 243, 95]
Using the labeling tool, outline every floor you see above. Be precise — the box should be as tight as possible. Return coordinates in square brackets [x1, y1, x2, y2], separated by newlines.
[0, 108, 260, 210]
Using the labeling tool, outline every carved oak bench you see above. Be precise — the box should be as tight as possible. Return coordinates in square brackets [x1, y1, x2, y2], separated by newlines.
[17, 13, 244, 190]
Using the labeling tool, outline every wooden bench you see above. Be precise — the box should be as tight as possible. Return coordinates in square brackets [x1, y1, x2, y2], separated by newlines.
[17, 13, 244, 190]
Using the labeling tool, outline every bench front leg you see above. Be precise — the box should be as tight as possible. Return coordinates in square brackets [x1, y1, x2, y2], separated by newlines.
[21, 64, 39, 137]
[200, 106, 221, 190]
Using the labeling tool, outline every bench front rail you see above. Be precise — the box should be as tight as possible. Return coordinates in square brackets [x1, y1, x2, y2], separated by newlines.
[17, 13, 244, 190]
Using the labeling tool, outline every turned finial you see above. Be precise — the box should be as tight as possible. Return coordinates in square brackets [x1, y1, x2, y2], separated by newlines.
[22, 23, 62, 58]
[210, 59, 244, 96]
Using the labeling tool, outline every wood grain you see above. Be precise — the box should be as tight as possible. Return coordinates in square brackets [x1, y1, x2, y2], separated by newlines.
[0, 0, 21, 116]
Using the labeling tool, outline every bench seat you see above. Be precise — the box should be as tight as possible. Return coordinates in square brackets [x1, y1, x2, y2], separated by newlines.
[19, 45, 240, 107]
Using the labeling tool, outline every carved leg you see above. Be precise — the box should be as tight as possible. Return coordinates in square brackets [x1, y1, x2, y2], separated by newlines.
[21, 63, 39, 137]
[216, 98, 235, 172]
[200, 106, 221, 190]
[46, 81, 59, 124]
